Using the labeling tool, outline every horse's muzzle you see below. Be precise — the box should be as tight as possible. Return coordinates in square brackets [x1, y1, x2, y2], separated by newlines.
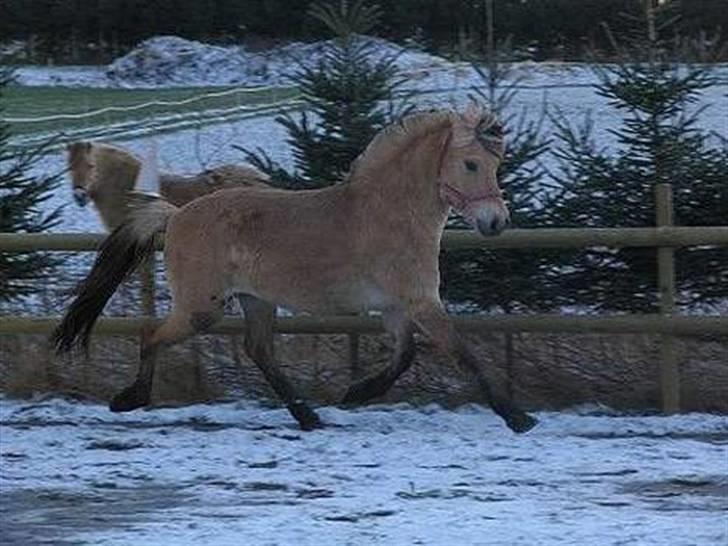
[468, 200, 510, 237]
[476, 215, 510, 236]
[73, 187, 88, 207]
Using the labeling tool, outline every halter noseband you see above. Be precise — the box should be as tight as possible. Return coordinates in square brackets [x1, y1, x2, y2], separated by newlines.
[436, 130, 504, 211]
[440, 182, 503, 211]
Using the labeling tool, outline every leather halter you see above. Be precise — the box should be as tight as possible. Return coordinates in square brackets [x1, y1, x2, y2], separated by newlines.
[440, 182, 503, 211]
[436, 130, 503, 211]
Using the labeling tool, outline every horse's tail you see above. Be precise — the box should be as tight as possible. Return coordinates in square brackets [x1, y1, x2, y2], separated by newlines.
[52, 193, 178, 353]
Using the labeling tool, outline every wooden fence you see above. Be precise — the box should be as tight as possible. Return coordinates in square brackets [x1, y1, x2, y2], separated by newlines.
[2, 184, 727, 411]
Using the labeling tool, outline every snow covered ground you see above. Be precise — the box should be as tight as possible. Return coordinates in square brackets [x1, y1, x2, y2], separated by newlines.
[1, 397, 726, 545]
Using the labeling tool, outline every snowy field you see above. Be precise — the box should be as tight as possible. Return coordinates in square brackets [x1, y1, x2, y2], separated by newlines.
[1, 397, 726, 546]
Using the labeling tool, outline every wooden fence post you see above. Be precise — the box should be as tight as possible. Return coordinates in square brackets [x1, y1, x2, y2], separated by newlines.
[504, 332, 515, 401]
[655, 183, 680, 413]
[349, 332, 360, 379]
[140, 254, 156, 317]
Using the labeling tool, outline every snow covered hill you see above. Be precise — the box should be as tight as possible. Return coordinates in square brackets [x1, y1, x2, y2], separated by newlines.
[11, 35, 455, 89]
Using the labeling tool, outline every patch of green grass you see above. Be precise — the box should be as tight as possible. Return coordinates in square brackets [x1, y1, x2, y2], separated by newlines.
[3, 84, 299, 139]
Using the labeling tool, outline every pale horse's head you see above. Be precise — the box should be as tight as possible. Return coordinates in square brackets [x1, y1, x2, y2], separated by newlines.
[66, 141, 94, 207]
[438, 103, 509, 236]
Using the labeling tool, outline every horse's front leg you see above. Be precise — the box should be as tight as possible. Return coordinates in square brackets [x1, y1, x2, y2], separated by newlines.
[342, 309, 416, 404]
[237, 294, 323, 431]
[410, 302, 537, 434]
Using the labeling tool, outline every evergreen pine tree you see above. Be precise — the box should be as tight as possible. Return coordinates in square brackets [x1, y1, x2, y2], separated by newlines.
[546, 1, 728, 312]
[239, 0, 407, 189]
[0, 67, 63, 301]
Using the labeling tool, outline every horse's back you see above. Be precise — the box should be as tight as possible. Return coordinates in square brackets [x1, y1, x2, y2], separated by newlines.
[159, 164, 270, 207]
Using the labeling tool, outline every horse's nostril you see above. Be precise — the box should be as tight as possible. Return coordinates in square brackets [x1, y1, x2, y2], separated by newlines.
[73, 188, 88, 207]
[490, 218, 500, 232]
[476, 218, 490, 235]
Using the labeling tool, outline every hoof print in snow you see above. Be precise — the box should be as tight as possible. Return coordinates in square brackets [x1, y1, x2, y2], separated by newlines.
[245, 460, 279, 469]
[85, 439, 145, 451]
[243, 481, 290, 492]
[325, 510, 397, 523]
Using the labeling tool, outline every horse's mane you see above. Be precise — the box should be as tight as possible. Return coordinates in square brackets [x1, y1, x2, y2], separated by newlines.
[348, 107, 502, 182]
[90, 142, 141, 169]
[350, 111, 452, 179]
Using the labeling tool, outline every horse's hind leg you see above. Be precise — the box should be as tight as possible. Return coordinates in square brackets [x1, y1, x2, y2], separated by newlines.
[109, 306, 220, 412]
[411, 302, 537, 434]
[342, 310, 416, 404]
[238, 294, 322, 431]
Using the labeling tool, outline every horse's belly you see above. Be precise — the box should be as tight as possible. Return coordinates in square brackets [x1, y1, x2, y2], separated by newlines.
[244, 278, 392, 315]
[225, 244, 393, 313]
[322, 280, 392, 314]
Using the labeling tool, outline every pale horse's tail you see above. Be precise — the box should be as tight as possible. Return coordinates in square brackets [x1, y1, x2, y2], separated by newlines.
[52, 143, 178, 353]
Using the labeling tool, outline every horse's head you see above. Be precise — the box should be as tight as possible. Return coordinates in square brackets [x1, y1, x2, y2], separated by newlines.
[439, 103, 509, 236]
[66, 141, 94, 207]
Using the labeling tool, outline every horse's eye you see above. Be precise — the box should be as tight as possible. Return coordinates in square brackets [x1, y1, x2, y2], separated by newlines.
[464, 160, 478, 172]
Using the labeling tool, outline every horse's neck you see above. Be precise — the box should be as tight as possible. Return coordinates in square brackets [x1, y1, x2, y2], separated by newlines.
[349, 130, 448, 234]
[91, 149, 139, 200]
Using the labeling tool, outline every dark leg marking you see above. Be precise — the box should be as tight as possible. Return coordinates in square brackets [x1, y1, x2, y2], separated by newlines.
[342, 332, 416, 404]
[109, 327, 156, 412]
[413, 304, 537, 434]
[456, 338, 537, 434]
[239, 295, 323, 431]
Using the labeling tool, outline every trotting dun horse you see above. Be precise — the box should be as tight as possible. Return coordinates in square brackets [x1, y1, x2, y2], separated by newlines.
[67, 141, 271, 230]
[53, 104, 537, 434]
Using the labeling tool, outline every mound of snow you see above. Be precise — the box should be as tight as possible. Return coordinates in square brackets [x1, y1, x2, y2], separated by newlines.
[106, 36, 261, 87]
[267, 35, 451, 74]
[107, 35, 454, 88]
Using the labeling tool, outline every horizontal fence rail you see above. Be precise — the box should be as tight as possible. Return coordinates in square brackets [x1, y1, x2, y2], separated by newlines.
[2, 315, 727, 337]
[3, 226, 728, 253]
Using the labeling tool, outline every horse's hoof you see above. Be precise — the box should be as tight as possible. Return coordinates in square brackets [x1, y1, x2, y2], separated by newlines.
[109, 385, 150, 412]
[288, 402, 324, 432]
[341, 385, 366, 405]
[506, 412, 538, 434]
[298, 415, 325, 432]
[341, 378, 384, 405]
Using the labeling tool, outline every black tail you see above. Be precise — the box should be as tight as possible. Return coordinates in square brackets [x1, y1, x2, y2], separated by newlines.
[52, 222, 156, 353]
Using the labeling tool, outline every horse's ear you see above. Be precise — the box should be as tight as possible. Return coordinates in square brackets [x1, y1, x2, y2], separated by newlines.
[67, 141, 91, 155]
[136, 140, 160, 194]
[462, 101, 483, 128]
[450, 112, 474, 148]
